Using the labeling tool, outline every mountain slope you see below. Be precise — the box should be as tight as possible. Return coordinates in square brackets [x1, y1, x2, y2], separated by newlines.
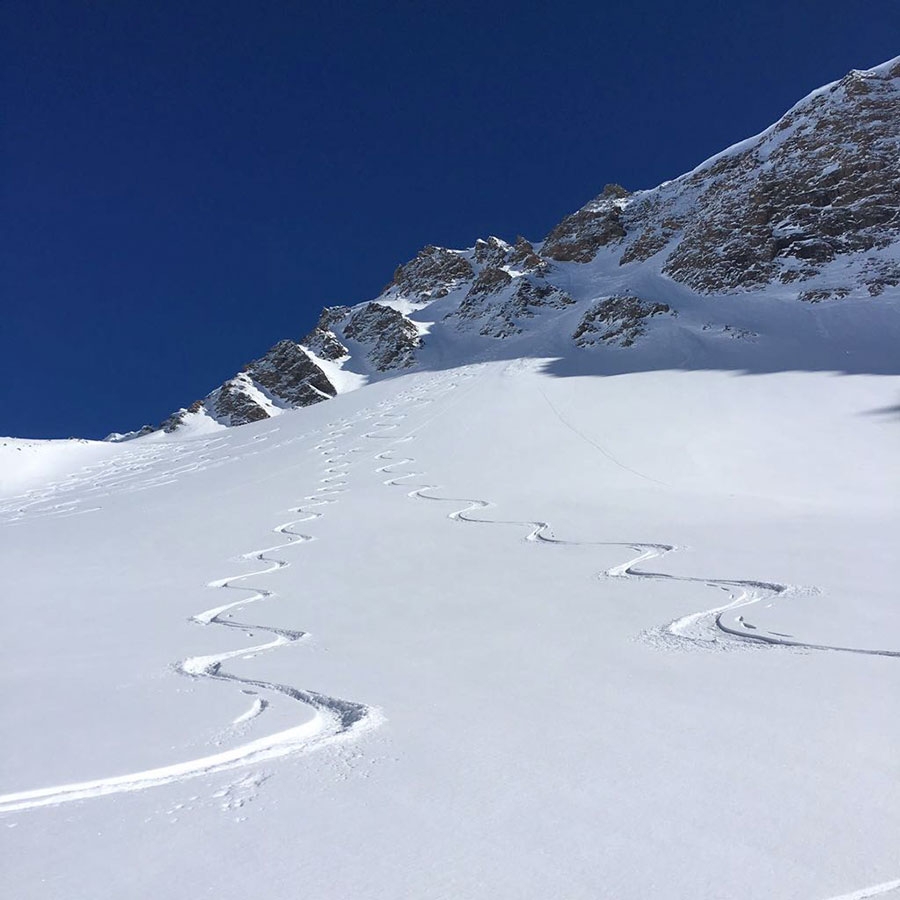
[4, 57, 900, 900]
[547, 57, 900, 296]
[3, 362, 900, 899]
[113, 56, 900, 439]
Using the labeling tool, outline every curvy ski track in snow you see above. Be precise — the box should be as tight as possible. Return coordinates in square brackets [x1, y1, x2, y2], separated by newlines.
[0, 374, 470, 815]
[0, 374, 474, 814]
[0, 423, 382, 814]
[2, 363, 898, 900]
[365, 370, 900, 900]
[821, 880, 900, 900]
[365, 372, 900, 661]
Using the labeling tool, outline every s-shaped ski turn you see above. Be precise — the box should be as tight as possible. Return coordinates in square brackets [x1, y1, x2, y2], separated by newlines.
[0, 425, 380, 815]
[367, 374, 900, 659]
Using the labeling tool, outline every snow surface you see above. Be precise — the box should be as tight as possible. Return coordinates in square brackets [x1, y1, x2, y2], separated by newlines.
[0, 437, 118, 496]
[301, 344, 368, 393]
[2, 361, 899, 899]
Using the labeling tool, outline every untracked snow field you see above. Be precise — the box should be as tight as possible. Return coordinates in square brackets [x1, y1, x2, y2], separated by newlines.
[2, 363, 899, 899]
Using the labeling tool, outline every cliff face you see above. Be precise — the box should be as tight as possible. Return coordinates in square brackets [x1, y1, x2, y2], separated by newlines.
[116, 57, 900, 439]
[546, 59, 900, 300]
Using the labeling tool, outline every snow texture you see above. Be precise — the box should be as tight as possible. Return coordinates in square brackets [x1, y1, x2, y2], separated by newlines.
[2, 361, 899, 899]
[3, 55, 900, 900]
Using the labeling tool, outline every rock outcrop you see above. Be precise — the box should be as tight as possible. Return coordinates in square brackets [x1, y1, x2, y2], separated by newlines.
[458, 276, 574, 338]
[550, 60, 900, 298]
[301, 308, 349, 361]
[343, 303, 421, 371]
[244, 340, 336, 407]
[204, 378, 273, 427]
[129, 57, 900, 437]
[451, 233, 571, 337]
[160, 340, 337, 431]
[573, 296, 672, 348]
[542, 184, 630, 262]
[160, 400, 205, 433]
[389, 245, 474, 301]
[661, 64, 900, 293]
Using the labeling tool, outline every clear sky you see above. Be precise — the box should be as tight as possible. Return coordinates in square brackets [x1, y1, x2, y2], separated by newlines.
[3, 0, 899, 438]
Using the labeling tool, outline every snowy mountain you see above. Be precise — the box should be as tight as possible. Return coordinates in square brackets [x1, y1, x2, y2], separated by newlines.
[4, 58, 900, 900]
[119, 56, 900, 439]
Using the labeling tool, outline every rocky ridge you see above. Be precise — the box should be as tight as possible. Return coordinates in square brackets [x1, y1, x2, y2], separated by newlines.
[113, 57, 900, 438]
[546, 58, 900, 299]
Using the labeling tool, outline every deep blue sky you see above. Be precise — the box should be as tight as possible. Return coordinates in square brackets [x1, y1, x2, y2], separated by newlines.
[3, 1, 898, 438]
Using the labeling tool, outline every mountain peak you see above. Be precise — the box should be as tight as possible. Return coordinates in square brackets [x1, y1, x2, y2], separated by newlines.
[125, 58, 900, 438]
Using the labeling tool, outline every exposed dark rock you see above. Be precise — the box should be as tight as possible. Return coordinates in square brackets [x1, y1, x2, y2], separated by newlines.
[620, 215, 685, 265]
[601, 183, 630, 200]
[302, 326, 348, 360]
[661, 66, 900, 292]
[458, 275, 574, 338]
[473, 237, 511, 268]
[205, 379, 273, 427]
[779, 267, 820, 284]
[318, 305, 351, 328]
[244, 340, 336, 406]
[159, 341, 336, 431]
[542, 184, 630, 262]
[507, 236, 548, 274]
[301, 308, 349, 360]
[573, 296, 672, 348]
[863, 259, 900, 296]
[539, 64, 900, 297]
[454, 267, 513, 325]
[472, 235, 547, 274]
[798, 288, 851, 303]
[700, 322, 759, 340]
[345, 303, 421, 370]
[160, 400, 204, 433]
[470, 267, 513, 297]
[390, 245, 474, 300]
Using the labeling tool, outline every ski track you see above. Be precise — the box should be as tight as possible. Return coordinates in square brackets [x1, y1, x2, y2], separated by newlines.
[366, 368, 900, 899]
[368, 377, 900, 660]
[2, 368, 898, 898]
[821, 879, 900, 900]
[0, 421, 385, 814]
[0, 427, 304, 526]
[0, 374, 468, 815]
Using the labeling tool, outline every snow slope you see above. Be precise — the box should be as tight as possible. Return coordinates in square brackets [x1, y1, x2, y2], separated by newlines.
[2, 361, 899, 899]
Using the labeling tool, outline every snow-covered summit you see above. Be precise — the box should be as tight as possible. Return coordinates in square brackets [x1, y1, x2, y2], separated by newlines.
[133, 57, 900, 437]
[542, 54, 900, 301]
